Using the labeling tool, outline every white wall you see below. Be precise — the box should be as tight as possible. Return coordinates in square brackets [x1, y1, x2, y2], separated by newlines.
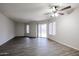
[15, 22, 25, 36]
[25, 22, 37, 37]
[29, 22, 37, 37]
[0, 13, 15, 45]
[49, 8, 79, 50]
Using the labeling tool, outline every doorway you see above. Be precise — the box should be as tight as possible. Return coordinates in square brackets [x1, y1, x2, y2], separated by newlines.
[38, 24, 47, 38]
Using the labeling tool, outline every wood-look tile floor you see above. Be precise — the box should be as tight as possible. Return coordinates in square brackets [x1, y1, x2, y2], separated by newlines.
[0, 37, 79, 56]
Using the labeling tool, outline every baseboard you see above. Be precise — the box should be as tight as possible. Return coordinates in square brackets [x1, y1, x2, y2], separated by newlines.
[15, 36, 36, 38]
[0, 36, 16, 46]
[48, 38, 79, 51]
[15, 36, 48, 38]
[15, 36, 27, 38]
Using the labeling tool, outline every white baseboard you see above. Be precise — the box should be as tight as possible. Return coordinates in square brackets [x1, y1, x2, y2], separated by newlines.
[48, 38, 79, 51]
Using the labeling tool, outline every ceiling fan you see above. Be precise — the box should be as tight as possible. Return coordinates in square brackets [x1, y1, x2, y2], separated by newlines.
[45, 4, 72, 17]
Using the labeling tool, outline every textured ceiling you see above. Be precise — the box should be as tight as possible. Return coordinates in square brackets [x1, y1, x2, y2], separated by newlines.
[0, 3, 78, 23]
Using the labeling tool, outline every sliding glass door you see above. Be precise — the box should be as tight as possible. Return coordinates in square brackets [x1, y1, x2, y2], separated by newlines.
[38, 24, 47, 38]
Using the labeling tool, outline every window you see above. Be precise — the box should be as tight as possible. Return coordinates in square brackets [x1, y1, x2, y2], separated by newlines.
[49, 22, 56, 35]
[26, 25, 30, 33]
[49, 23, 53, 35]
[53, 22, 56, 35]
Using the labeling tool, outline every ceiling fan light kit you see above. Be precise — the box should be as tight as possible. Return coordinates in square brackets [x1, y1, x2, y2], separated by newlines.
[45, 4, 72, 18]
[52, 6, 57, 12]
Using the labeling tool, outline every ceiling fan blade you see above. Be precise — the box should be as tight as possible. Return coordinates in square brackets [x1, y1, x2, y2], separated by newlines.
[58, 13, 64, 15]
[60, 6, 71, 11]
